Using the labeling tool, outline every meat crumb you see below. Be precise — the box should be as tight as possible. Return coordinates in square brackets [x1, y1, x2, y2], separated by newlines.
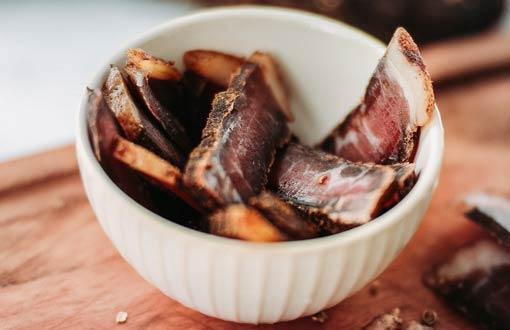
[369, 280, 380, 296]
[116, 311, 128, 324]
[363, 308, 402, 330]
[421, 309, 437, 326]
[311, 310, 328, 323]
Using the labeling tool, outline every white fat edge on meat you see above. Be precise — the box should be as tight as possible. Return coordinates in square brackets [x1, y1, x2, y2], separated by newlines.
[465, 191, 510, 232]
[334, 130, 359, 153]
[132, 70, 145, 87]
[385, 29, 430, 127]
[437, 240, 510, 282]
[361, 118, 381, 150]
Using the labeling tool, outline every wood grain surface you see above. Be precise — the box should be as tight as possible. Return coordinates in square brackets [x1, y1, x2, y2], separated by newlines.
[1, 62, 510, 330]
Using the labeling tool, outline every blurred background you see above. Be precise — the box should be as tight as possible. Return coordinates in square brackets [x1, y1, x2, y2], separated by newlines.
[1, 0, 509, 161]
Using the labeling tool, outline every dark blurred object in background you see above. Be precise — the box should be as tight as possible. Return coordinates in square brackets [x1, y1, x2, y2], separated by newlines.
[198, 0, 506, 43]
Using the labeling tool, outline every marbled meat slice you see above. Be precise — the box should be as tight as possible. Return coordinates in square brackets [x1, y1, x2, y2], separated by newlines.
[184, 62, 291, 209]
[269, 142, 397, 233]
[248, 191, 319, 240]
[464, 191, 510, 247]
[124, 48, 191, 153]
[209, 204, 288, 242]
[320, 27, 434, 164]
[424, 240, 510, 329]
[102, 66, 184, 168]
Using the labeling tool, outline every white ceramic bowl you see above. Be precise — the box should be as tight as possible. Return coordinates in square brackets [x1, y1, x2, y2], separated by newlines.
[76, 7, 444, 324]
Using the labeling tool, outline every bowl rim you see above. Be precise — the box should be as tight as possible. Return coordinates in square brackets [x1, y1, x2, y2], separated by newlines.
[76, 5, 444, 252]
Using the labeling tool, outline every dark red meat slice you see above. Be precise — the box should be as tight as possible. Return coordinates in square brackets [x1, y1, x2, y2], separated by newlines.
[424, 240, 510, 329]
[248, 191, 319, 240]
[124, 49, 191, 153]
[86, 88, 152, 208]
[184, 62, 291, 209]
[269, 142, 397, 233]
[102, 66, 184, 168]
[320, 27, 434, 164]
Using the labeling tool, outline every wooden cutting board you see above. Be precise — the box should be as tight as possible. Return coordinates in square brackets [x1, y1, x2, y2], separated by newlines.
[1, 71, 510, 330]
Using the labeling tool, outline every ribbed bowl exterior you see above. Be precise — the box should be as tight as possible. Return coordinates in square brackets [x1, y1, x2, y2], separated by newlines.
[78, 143, 436, 323]
[76, 7, 443, 324]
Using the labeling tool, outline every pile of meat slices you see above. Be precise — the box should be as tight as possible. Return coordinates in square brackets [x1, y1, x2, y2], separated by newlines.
[87, 27, 435, 242]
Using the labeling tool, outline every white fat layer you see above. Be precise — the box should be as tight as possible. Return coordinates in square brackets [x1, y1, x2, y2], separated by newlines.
[361, 119, 380, 150]
[385, 33, 429, 126]
[438, 240, 510, 282]
[334, 130, 358, 152]
[465, 191, 510, 232]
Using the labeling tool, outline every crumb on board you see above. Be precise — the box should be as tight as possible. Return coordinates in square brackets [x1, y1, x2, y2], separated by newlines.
[116, 311, 128, 324]
[311, 310, 328, 323]
[421, 309, 438, 326]
[362, 308, 402, 330]
[369, 280, 380, 296]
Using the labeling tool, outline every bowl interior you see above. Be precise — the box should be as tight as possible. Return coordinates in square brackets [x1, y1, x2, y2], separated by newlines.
[103, 8, 386, 146]
[81, 7, 442, 247]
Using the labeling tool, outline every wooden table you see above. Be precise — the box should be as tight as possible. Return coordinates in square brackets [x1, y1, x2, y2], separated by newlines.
[1, 48, 509, 330]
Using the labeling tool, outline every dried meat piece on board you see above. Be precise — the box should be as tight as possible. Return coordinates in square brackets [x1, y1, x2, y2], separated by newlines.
[424, 240, 510, 330]
[102, 66, 184, 168]
[184, 62, 291, 209]
[464, 191, 510, 247]
[320, 27, 434, 164]
[124, 49, 192, 153]
[269, 142, 397, 233]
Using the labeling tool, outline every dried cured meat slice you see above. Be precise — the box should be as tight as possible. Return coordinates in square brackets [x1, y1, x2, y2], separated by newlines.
[424, 240, 510, 329]
[102, 66, 184, 167]
[249, 191, 319, 240]
[269, 143, 396, 233]
[320, 27, 434, 164]
[125, 49, 191, 153]
[464, 191, 510, 247]
[184, 62, 291, 209]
